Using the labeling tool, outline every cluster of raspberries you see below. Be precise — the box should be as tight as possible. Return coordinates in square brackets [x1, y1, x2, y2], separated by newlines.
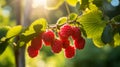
[27, 24, 85, 59]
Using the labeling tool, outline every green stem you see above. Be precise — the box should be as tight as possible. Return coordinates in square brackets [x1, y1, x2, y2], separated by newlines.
[49, 19, 77, 30]
[65, 2, 70, 15]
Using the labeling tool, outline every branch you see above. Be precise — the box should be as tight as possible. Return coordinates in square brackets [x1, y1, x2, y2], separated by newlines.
[14, 0, 32, 67]
[49, 19, 78, 30]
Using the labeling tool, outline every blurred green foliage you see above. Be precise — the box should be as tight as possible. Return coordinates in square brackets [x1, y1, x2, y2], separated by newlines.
[0, 46, 15, 67]
[0, 0, 120, 67]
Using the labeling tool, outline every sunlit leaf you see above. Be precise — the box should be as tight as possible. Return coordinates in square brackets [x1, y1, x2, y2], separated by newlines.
[23, 18, 47, 37]
[6, 25, 22, 39]
[57, 17, 67, 25]
[19, 18, 47, 47]
[88, 3, 98, 10]
[93, 37, 105, 48]
[19, 33, 37, 47]
[76, 1, 96, 13]
[114, 33, 120, 47]
[77, 10, 106, 38]
[79, 0, 89, 10]
[29, 18, 47, 32]
[46, 0, 64, 10]
[68, 13, 78, 20]
[66, 0, 78, 6]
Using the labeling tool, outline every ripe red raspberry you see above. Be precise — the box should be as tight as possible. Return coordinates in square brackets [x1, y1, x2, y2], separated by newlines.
[58, 32, 66, 40]
[61, 39, 70, 49]
[72, 27, 81, 40]
[31, 34, 42, 50]
[27, 46, 39, 58]
[64, 46, 76, 58]
[51, 39, 62, 53]
[42, 30, 55, 46]
[59, 24, 73, 39]
[74, 38, 85, 50]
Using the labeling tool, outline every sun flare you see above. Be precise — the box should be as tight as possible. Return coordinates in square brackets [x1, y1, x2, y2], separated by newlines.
[32, 0, 47, 8]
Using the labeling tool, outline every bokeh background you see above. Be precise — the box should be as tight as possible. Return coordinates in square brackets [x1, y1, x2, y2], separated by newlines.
[0, 0, 120, 67]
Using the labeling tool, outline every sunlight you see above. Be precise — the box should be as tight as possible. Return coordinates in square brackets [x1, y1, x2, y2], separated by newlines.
[32, 0, 47, 8]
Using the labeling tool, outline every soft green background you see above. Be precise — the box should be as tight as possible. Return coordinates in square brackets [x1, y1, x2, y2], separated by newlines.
[0, 0, 120, 67]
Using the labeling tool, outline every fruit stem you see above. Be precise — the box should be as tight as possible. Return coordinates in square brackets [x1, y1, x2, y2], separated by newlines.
[64, 1, 70, 15]
[49, 19, 77, 30]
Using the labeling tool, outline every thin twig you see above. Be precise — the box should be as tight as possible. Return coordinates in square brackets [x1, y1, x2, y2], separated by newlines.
[65, 2, 70, 15]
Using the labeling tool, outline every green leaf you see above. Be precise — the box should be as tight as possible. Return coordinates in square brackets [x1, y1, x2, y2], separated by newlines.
[80, 0, 89, 4]
[114, 33, 120, 47]
[68, 13, 78, 21]
[19, 18, 47, 47]
[57, 17, 67, 25]
[77, 10, 106, 38]
[0, 26, 10, 39]
[66, 0, 78, 6]
[19, 33, 37, 47]
[88, 3, 98, 10]
[80, 27, 87, 37]
[79, 0, 89, 10]
[93, 37, 105, 48]
[29, 18, 47, 32]
[6, 25, 22, 39]
[46, 0, 64, 10]
[76, 1, 97, 11]
[101, 24, 114, 44]
[0, 40, 9, 55]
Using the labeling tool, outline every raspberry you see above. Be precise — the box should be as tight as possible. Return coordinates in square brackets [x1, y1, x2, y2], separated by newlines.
[74, 38, 85, 50]
[27, 46, 39, 58]
[51, 39, 62, 53]
[58, 32, 67, 40]
[61, 39, 70, 49]
[59, 24, 73, 39]
[31, 34, 42, 50]
[72, 27, 81, 40]
[42, 30, 55, 46]
[64, 46, 76, 58]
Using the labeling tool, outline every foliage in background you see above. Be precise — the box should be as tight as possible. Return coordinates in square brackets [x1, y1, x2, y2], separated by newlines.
[0, 0, 120, 67]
